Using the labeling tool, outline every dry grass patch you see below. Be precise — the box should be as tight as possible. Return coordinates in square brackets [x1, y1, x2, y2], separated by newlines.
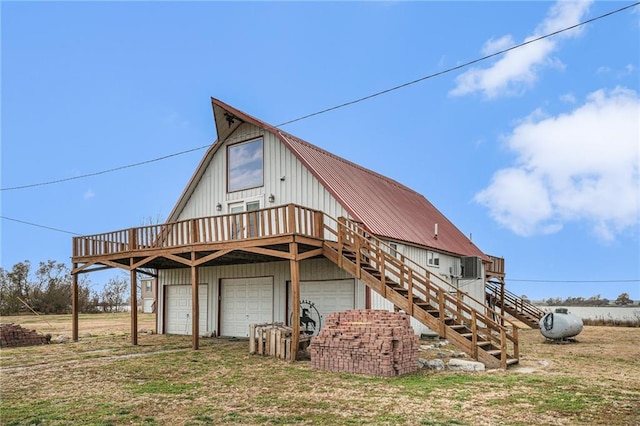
[1, 314, 638, 425]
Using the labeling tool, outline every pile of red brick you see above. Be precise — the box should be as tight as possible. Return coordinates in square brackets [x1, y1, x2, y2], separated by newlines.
[309, 309, 419, 377]
[0, 323, 50, 348]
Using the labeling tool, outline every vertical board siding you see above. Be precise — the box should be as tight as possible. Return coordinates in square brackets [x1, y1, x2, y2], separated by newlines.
[176, 124, 350, 222]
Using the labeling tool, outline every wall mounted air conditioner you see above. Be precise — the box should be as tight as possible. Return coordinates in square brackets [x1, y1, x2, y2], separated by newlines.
[461, 256, 482, 279]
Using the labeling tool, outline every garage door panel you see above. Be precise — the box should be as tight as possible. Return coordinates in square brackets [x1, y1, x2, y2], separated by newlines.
[291, 279, 355, 335]
[165, 285, 208, 335]
[220, 277, 273, 337]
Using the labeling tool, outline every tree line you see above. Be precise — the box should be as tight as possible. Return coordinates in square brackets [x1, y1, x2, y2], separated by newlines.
[0, 260, 132, 315]
[540, 293, 634, 307]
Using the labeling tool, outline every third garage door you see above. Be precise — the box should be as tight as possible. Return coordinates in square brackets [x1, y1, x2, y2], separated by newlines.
[291, 279, 355, 335]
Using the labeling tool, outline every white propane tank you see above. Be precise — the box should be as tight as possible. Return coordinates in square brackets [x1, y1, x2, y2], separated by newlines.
[539, 308, 584, 340]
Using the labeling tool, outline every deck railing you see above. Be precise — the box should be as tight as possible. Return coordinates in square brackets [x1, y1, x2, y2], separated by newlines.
[486, 255, 505, 277]
[73, 204, 324, 258]
[486, 281, 546, 321]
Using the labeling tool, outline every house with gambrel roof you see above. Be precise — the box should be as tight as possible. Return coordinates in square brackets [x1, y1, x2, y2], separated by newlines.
[71, 98, 527, 368]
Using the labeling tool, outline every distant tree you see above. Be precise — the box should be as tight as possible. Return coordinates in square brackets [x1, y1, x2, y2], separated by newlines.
[0, 260, 99, 314]
[615, 292, 632, 306]
[545, 297, 563, 306]
[587, 294, 609, 307]
[101, 276, 129, 312]
[30, 260, 72, 314]
[0, 261, 31, 314]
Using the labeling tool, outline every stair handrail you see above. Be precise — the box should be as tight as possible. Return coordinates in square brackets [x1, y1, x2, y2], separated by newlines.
[331, 216, 519, 330]
[323, 215, 519, 365]
[486, 281, 546, 320]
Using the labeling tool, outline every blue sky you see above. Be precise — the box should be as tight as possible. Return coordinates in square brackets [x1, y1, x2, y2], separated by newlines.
[1, 1, 638, 301]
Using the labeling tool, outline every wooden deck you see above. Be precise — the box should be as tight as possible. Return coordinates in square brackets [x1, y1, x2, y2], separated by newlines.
[72, 204, 327, 273]
[71, 203, 518, 367]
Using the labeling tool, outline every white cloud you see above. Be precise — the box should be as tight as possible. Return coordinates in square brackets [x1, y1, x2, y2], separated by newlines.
[475, 87, 640, 241]
[481, 35, 515, 56]
[623, 64, 636, 76]
[84, 189, 95, 200]
[450, 0, 593, 98]
[560, 93, 576, 103]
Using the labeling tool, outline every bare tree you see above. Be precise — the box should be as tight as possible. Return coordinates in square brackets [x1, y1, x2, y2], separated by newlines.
[0, 260, 99, 314]
[100, 276, 129, 312]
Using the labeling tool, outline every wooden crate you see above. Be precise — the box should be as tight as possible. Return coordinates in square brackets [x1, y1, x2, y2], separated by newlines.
[249, 323, 292, 360]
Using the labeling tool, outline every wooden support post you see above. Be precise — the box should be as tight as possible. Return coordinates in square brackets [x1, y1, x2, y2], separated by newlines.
[290, 242, 300, 362]
[471, 311, 478, 359]
[407, 269, 413, 316]
[438, 288, 446, 337]
[500, 280, 505, 327]
[153, 274, 158, 334]
[191, 261, 199, 350]
[130, 267, 138, 346]
[72, 265, 79, 342]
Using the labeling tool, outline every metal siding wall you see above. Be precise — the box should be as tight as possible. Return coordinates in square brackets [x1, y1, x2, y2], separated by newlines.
[299, 258, 366, 309]
[157, 258, 368, 334]
[176, 123, 349, 225]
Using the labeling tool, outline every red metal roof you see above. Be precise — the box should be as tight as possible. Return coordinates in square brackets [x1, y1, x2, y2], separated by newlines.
[198, 98, 487, 259]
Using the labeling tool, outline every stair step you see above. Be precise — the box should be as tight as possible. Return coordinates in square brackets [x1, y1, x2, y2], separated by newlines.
[460, 333, 473, 339]
[485, 349, 502, 356]
[449, 325, 466, 331]
[506, 358, 519, 366]
[476, 341, 492, 347]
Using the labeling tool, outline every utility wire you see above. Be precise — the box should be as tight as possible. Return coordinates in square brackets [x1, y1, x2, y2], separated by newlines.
[1, 2, 637, 193]
[1, 145, 210, 191]
[0, 216, 80, 235]
[275, 1, 640, 127]
[508, 278, 640, 283]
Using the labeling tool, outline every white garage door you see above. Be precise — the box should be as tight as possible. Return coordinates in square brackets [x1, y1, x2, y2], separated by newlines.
[220, 277, 273, 337]
[165, 285, 208, 335]
[292, 279, 355, 335]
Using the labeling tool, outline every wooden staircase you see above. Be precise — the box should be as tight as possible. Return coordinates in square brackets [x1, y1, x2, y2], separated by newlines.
[322, 217, 519, 369]
[486, 281, 546, 329]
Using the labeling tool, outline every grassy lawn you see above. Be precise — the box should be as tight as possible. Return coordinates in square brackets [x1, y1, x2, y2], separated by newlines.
[1, 313, 638, 425]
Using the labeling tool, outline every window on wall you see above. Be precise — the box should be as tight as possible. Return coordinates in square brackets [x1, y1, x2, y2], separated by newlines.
[428, 251, 440, 266]
[227, 138, 263, 192]
[389, 243, 399, 258]
[145, 282, 152, 292]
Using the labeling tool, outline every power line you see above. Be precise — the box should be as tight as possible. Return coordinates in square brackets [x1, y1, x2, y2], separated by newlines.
[0, 216, 80, 236]
[1, 2, 637, 193]
[1, 144, 210, 191]
[508, 279, 640, 283]
[275, 1, 640, 127]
